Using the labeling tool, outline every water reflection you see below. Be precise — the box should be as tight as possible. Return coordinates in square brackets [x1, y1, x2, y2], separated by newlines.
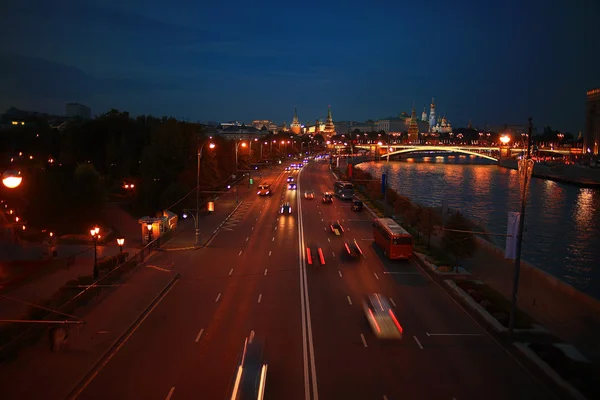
[358, 160, 600, 298]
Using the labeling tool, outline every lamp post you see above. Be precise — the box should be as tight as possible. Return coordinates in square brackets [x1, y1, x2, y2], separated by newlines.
[235, 140, 247, 171]
[196, 139, 216, 246]
[90, 227, 100, 279]
[2, 170, 23, 189]
[383, 146, 391, 217]
[116, 237, 125, 252]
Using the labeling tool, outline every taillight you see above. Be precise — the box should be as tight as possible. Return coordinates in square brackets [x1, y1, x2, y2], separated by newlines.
[389, 309, 403, 334]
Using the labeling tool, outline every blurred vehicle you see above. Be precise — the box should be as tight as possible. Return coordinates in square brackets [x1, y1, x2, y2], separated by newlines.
[229, 335, 268, 400]
[329, 220, 344, 235]
[287, 183, 297, 190]
[333, 181, 354, 200]
[287, 176, 295, 182]
[373, 218, 413, 259]
[351, 199, 364, 212]
[280, 202, 292, 214]
[363, 293, 403, 339]
[284, 166, 291, 172]
[257, 184, 272, 196]
[304, 190, 314, 199]
[343, 238, 363, 258]
[322, 192, 334, 204]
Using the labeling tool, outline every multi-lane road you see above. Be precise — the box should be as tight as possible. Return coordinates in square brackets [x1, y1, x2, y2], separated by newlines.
[73, 160, 555, 400]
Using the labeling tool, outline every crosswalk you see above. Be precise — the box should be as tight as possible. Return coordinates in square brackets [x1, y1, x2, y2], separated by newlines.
[221, 201, 252, 231]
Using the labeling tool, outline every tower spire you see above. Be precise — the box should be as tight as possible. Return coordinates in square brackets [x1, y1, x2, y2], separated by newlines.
[291, 106, 301, 134]
[324, 105, 335, 135]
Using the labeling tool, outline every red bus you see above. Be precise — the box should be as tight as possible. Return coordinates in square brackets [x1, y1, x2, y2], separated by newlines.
[373, 218, 413, 259]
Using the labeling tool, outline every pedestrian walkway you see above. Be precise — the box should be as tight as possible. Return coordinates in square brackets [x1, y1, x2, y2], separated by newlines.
[0, 265, 178, 400]
[161, 181, 251, 250]
[0, 245, 136, 326]
[461, 239, 600, 364]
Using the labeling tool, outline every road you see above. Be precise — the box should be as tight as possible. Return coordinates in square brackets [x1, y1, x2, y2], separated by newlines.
[73, 159, 555, 400]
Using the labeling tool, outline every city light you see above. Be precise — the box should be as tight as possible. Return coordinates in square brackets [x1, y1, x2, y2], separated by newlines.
[2, 170, 23, 189]
[500, 135, 511, 144]
[209, 143, 216, 149]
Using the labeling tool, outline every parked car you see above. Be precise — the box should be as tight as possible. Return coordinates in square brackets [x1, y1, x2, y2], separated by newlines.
[351, 199, 363, 211]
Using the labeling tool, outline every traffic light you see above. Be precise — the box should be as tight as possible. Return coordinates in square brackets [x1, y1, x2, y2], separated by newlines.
[249, 178, 254, 185]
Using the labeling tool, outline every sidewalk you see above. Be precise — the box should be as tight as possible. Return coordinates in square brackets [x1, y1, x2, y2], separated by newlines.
[0, 244, 137, 327]
[0, 265, 179, 400]
[461, 239, 600, 364]
[161, 178, 252, 250]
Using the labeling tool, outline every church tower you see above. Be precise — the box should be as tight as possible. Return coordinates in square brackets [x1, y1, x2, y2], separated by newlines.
[428, 98, 437, 131]
[421, 107, 427, 122]
[323, 105, 335, 135]
[315, 118, 320, 134]
[291, 106, 301, 134]
[408, 105, 420, 143]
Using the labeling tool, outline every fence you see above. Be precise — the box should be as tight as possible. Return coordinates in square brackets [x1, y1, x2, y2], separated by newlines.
[0, 228, 175, 360]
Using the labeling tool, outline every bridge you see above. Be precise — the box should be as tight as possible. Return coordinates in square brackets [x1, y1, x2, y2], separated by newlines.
[341, 144, 579, 164]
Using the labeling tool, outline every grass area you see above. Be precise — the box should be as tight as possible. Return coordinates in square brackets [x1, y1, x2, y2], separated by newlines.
[528, 343, 600, 399]
[0, 258, 67, 294]
[455, 280, 534, 329]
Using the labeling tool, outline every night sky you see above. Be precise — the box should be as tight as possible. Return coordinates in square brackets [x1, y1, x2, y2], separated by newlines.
[1, 0, 598, 132]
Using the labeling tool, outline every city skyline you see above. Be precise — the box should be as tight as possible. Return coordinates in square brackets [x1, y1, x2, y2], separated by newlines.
[0, 0, 598, 133]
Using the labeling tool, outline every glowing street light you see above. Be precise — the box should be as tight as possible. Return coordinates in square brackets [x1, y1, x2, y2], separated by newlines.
[116, 237, 125, 252]
[90, 227, 101, 279]
[2, 170, 23, 189]
[500, 135, 511, 145]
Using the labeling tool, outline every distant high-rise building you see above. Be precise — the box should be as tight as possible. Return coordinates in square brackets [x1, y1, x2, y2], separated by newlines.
[584, 88, 600, 156]
[290, 107, 301, 134]
[65, 103, 91, 119]
[408, 106, 420, 142]
[323, 105, 335, 135]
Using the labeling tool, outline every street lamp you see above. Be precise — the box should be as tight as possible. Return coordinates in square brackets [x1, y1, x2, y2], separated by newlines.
[195, 139, 216, 246]
[2, 170, 23, 189]
[383, 146, 392, 217]
[500, 135, 511, 145]
[235, 140, 247, 171]
[90, 227, 100, 279]
[116, 237, 125, 252]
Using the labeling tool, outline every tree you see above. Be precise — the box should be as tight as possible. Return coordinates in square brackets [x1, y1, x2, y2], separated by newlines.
[159, 182, 190, 215]
[441, 211, 477, 270]
[418, 208, 443, 248]
[201, 146, 221, 189]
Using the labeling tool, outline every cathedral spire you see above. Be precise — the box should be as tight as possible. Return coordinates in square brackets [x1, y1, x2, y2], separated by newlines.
[324, 105, 335, 135]
[291, 106, 301, 134]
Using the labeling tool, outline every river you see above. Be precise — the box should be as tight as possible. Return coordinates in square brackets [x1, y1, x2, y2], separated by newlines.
[356, 155, 600, 300]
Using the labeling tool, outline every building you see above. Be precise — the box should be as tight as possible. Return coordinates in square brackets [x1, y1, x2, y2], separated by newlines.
[428, 98, 437, 129]
[377, 118, 405, 133]
[349, 123, 378, 133]
[585, 87, 600, 156]
[290, 107, 301, 134]
[216, 124, 267, 140]
[430, 115, 452, 134]
[323, 105, 336, 135]
[407, 107, 420, 142]
[65, 103, 91, 119]
[252, 120, 270, 130]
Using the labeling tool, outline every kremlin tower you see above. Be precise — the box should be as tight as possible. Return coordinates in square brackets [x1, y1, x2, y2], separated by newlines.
[323, 105, 335, 135]
[428, 98, 437, 131]
[291, 107, 301, 134]
[408, 106, 420, 143]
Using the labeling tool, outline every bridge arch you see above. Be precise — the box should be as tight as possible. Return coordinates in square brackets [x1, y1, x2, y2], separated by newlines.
[383, 146, 498, 162]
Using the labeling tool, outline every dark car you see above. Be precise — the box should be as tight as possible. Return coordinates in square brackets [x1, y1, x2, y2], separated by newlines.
[329, 220, 344, 235]
[322, 192, 333, 204]
[343, 239, 363, 258]
[351, 200, 364, 212]
[229, 336, 268, 400]
[280, 202, 292, 214]
[287, 183, 297, 190]
[287, 176, 295, 182]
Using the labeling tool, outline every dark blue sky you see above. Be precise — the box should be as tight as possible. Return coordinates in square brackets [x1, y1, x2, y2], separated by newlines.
[1, 0, 598, 132]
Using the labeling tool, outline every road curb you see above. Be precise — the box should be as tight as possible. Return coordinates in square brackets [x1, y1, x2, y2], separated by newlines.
[65, 272, 180, 400]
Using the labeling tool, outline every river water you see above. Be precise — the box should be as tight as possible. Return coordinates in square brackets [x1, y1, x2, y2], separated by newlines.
[357, 155, 600, 300]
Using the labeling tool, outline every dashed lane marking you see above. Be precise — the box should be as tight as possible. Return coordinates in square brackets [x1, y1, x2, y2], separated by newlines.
[195, 329, 204, 343]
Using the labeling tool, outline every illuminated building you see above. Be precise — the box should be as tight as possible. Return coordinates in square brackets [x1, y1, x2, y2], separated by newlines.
[407, 107, 419, 142]
[290, 107, 301, 134]
[323, 105, 336, 135]
[428, 98, 437, 129]
[584, 87, 600, 156]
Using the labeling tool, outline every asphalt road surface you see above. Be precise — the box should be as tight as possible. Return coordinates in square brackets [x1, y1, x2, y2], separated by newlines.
[73, 159, 555, 400]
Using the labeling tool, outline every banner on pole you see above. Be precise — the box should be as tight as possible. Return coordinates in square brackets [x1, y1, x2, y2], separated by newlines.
[505, 211, 521, 259]
[518, 158, 535, 199]
[348, 163, 353, 178]
[381, 173, 386, 194]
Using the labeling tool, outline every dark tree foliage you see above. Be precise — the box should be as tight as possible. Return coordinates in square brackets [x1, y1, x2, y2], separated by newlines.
[441, 211, 477, 269]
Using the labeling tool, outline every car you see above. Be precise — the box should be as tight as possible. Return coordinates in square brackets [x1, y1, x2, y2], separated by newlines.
[304, 190, 314, 199]
[257, 184, 272, 196]
[287, 183, 297, 190]
[329, 220, 344, 235]
[363, 293, 403, 339]
[351, 199, 364, 211]
[284, 166, 291, 172]
[343, 238, 363, 258]
[287, 176, 295, 182]
[280, 202, 292, 214]
[229, 335, 268, 400]
[322, 192, 333, 204]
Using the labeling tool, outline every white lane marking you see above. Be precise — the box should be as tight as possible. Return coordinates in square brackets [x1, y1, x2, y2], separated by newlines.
[246, 237, 249, 241]
[215, 293, 221, 302]
[383, 396, 389, 400]
[195, 329, 204, 343]
[252, 226, 254, 230]
[413, 335, 424, 349]
[272, 237, 275, 241]
[327, 238, 331, 242]
[347, 228, 350, 231]
[383, 271, 420, 275]
[229, 268, 234, 276]
[347, 296, 352, 305]
[258, 294, 262, 303]
[264, 269, 268, 275]
[360, 238, 375, 241]
[321, 218, 324, 221]
[275, 226, 278, 230]
[269, 251, 272, 256]
[374, 272, 379, 280]
[165, 387, 175, 400]
[238, 250, 243, 256]
[360, 334, 368, 347]
[338, 270, 343, 278]
[426, 332, 483, 336]
[332, 252, 336, 258]
[249, 330, 255, 343]
[68, 280, 179, 398]
[390, 298, 397, 307]
[256, 217, 259, 221]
